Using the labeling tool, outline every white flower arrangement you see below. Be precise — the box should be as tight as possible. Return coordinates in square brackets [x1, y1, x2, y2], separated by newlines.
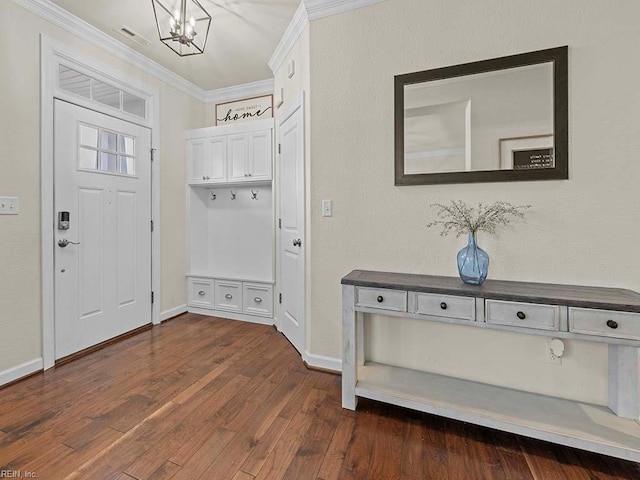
[427, 201, 530, 238]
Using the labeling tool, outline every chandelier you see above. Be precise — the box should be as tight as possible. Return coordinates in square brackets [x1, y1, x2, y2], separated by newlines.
[151, 0, 212, 56]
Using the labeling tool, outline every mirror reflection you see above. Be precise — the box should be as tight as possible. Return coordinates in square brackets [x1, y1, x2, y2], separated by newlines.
[404, 63, 553, 174]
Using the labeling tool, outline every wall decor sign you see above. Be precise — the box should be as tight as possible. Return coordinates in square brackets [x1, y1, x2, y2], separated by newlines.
[499, 134, 554, 170]
[215, 95, 273, 126]
[512, 148, 554, 170]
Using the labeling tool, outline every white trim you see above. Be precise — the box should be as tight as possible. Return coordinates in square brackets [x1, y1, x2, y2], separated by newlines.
[188, 308, 274, 326]
[304, 0, 386, 20]
[161, 304, 188, 322]
[303, 351, 342, 373]
[41, 36, 161, 368]
[12, 0, 207, 101]
[268, 2, 309, 74]
[0, 358, 43, 387]
[204, 79, 275, 104]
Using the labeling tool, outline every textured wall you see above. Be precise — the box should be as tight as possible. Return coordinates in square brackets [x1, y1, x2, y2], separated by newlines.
[0, 1, 205, 372]
[308, 0, 640, 404]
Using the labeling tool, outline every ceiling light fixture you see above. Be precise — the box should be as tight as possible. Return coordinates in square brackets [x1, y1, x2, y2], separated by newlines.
[151, 0, 211, 56]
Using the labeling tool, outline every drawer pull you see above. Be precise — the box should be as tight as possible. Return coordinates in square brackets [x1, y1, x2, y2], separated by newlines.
[377, 295, 384, 303]
[198, 290, 205, 296]
[607, 319, 619, 329]
[516, 311, 526, 320]
[254, 297, 262, 303]
[440, 302, 448, 310]
[225, 293, 233, 300]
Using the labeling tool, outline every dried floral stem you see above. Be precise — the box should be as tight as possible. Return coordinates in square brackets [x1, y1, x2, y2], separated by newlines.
[426, 201, 530, 238]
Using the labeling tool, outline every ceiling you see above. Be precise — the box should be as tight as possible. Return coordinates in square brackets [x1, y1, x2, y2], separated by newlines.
[51, 0, 300, 91]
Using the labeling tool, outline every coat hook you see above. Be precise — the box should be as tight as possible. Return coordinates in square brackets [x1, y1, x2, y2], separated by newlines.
[210, 191, 216, 201]
[230, 190, 236, 200]
[251, 189, 258, 200]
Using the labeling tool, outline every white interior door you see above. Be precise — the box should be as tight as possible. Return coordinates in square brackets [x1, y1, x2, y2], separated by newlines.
[277, 95, 305, 354]
[54, 100, 152, 359]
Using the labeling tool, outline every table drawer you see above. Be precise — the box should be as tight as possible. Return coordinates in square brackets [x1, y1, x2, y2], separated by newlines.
[569, 308, 640, 340]
[486, 299, 561, 331]
[214, 280, 242, 312]
[412, 292, 475, 321]
[356, 287, 407, 312]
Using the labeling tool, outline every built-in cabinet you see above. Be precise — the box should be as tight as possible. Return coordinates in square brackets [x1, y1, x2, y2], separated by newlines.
[186, 119, 275, 324]
[187, 120, 272, 185]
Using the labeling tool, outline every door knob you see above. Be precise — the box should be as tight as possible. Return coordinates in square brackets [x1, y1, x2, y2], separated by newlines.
[58, 239, 80, 248]
[293, 238, 302, 247]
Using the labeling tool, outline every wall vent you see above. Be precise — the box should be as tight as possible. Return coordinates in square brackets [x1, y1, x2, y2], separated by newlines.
[114, 25, 151, 47]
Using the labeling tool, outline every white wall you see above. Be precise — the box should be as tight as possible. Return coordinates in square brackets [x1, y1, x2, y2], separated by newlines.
[308, 0, 640, 404]
[0, 1, 205, 373]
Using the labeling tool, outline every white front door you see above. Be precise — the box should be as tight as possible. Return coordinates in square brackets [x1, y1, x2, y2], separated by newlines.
[277, 94, 305, 354]
[54, 100, 152, 359]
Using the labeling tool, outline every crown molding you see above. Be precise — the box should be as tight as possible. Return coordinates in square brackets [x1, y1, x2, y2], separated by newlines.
[11, 0, 208, 101]
[204, 78, 275, 104]
[304, 0, 386, 20]
[268, 2, 309, 74]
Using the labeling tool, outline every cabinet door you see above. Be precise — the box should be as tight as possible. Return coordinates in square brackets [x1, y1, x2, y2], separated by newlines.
[248, 129, 272, 181]
[187, 139, 208, 184]
[206, 136, 227, 183]
[227, 133, 248, 182]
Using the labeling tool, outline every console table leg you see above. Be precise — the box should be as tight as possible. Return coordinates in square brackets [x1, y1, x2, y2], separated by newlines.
[342, 285, 358, 410]
[608, 345, 640, 420]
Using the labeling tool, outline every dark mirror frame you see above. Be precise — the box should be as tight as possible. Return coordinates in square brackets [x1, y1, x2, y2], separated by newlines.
[394, 46, 568, 186]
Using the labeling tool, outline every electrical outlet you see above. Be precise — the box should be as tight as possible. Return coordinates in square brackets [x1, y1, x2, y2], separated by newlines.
[0, 196, 19, 215]
[546, 341, 562, 365]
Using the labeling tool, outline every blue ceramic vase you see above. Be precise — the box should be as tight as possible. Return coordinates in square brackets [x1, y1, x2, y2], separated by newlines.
[457, 231, 489, 285]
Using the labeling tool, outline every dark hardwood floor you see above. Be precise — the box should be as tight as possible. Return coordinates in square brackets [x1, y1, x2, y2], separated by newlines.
[1, 313, 639, 479]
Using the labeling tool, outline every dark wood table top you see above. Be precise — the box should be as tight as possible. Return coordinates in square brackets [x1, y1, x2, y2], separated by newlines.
[342, 270, 640, 313]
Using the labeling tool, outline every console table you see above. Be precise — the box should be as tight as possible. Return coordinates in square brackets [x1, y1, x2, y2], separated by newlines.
[341, 270, 640, 462]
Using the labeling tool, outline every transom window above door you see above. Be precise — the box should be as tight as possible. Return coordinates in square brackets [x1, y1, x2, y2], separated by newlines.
[78, 123, 136, 176]
[58, 65, 147, 119]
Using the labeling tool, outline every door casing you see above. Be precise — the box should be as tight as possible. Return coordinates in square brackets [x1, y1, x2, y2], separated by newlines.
[41, 36, 161, 369]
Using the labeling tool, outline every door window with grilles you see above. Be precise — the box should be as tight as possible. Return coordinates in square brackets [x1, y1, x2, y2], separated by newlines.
[78, 123, 136, 176]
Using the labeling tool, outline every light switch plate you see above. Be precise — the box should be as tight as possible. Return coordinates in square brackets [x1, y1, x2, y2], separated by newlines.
[322, 199, 332, 217]
[0, 196, 19, 215]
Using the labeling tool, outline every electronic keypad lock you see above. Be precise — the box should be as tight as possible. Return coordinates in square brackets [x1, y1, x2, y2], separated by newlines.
[58, 211, 70, 230]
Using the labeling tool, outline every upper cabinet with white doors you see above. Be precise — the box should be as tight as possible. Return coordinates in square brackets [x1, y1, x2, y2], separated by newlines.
[186, 118, 273, 186]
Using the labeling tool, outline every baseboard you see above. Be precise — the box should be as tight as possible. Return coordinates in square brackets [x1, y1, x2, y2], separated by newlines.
[0, 358, 43, 387]
[188, 307, 274, 326]
[303, 351, 342, 373]
[161, 304, 188, 322]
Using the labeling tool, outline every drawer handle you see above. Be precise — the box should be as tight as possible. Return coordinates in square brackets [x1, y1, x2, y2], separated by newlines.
[440, 302, 448, 310]
[607, 319, 619, 329]
[516, 311, 526, 320]
[254, 297, 262, 303]
[377, 295, 384, 303]
[225, 293, 233, 300]
[198, 290, 205, 296]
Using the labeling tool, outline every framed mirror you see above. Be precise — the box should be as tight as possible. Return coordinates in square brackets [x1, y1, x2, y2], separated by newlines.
[394, 46, 568, 185]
